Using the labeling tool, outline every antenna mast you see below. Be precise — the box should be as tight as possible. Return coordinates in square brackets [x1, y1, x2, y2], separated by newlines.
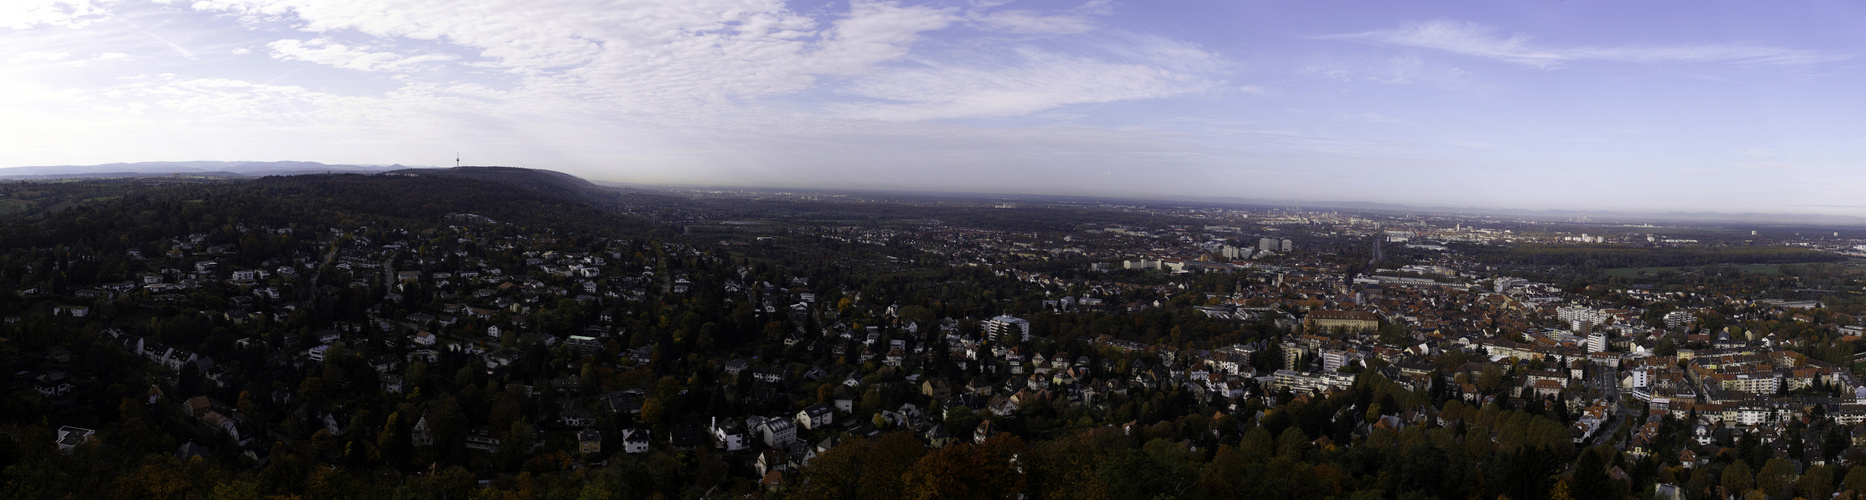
[455, 152, 460, 168]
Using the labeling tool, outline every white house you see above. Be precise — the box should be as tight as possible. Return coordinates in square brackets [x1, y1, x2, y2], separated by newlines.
[758, 417, 796, 447]
[710, 417, 748, 451]
[796, 403, 834, 430]
[622, 429, 651, 454]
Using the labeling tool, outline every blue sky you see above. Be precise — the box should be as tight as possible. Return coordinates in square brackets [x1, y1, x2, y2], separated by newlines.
[5, 1, 1866, 215]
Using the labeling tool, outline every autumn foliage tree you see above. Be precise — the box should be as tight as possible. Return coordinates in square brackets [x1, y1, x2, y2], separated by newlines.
[793, 431, 927, 500]
[901, 435, 1028, 500]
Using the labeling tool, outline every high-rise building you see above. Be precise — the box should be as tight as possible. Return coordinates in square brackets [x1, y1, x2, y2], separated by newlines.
[984, 315, 1031, 342]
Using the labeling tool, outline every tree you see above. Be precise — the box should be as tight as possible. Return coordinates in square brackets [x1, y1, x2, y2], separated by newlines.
[1687, 467, 1714, 499]
[1241, 426, 1275, 461]
[1570, 447, 1612, 500]
[112, 461, 192, 500]
[1477, 364, 1504, 394]
[1100, 444, 1198, 500]
[1845, 464, 1866, 494]
[1721, 459, 1753, 494]
[902, 435, 1026, 500]
[794, 432, 927, 500]
[237, 390, 259, 420]
[945, 406, 982, 438]
[378, 411, 411, 470]
[1796, 464, 1833, 500]
[1276, 426, 1309, 458]
[1548, 478, 1573, 500]
[1755, 457, 1794, 498]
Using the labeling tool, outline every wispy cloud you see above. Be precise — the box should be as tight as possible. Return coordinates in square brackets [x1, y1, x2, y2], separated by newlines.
[1321, 20, 1850, 69]
[268, 38, 454, 72]
[832, 45, 1215, 121]
[1339, 112, 1410, 125]
[10, 50, 70, 62]
[1298, 53, 1482, 91]
[0, 0, 111, 30]
[965, 0, 1110, 35]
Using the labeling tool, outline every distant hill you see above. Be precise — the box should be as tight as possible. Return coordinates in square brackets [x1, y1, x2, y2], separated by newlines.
[238, 172, 646, 232]
[0, 171, 662, 250]
[0, 161, 411, 179]
[383, 166, 599, 197]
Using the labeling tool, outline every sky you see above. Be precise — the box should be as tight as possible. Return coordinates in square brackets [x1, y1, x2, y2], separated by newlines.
[5, 1, 1866, 215]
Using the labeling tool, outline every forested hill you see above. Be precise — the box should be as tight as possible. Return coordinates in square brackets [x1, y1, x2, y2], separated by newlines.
[0, 172, 662, 251]
[383, 167, 600, 198]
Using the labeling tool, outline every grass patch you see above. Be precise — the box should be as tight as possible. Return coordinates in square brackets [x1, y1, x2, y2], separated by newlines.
[0, 198, 31, 215]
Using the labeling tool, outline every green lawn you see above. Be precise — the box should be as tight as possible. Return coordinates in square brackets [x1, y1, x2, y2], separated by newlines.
[0, 198, 31, 215]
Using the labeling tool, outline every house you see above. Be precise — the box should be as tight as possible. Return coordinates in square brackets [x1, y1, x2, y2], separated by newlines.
[380, 374, 405, 394]
[622, 429, 650, 454]
[577, 429, 602, 455]
[564, 335, 603, 356]
[53, 305, 89, 317]
[669, 427, 708, 449]
[201, 411, 240, 441]
[968, 374, 996, 396]
[370, 354, 401, 373]
[484, 349, 522, 370]
[184, 395, 213, 419]
[927, 425, 953, 448]
[752, 367, 786, 384]
[55, 426, 95, 454]
[464, 428, 501, 452]
[412, 415, 434, 447]
[600, 391, 643, 415]
[710, 417, 748, 451]
[627, 346, 655, 365]
[45, 346, 70, 363]
[413, 331, 437, 346]
[922, 378, 952, 400]
[756, 450, 788, 476]
[758, 417, 797, 447]
[560, 408, 597, 428]
[796, 404, 834, 430]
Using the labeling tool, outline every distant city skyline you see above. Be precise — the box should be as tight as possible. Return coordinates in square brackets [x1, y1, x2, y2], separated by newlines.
[5, 1, 1866, 216]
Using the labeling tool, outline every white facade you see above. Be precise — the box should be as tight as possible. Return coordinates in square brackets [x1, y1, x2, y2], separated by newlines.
[759, 418, 796, 447]
[622, 429, 650, 454]
[984, 315, 1031, 343]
